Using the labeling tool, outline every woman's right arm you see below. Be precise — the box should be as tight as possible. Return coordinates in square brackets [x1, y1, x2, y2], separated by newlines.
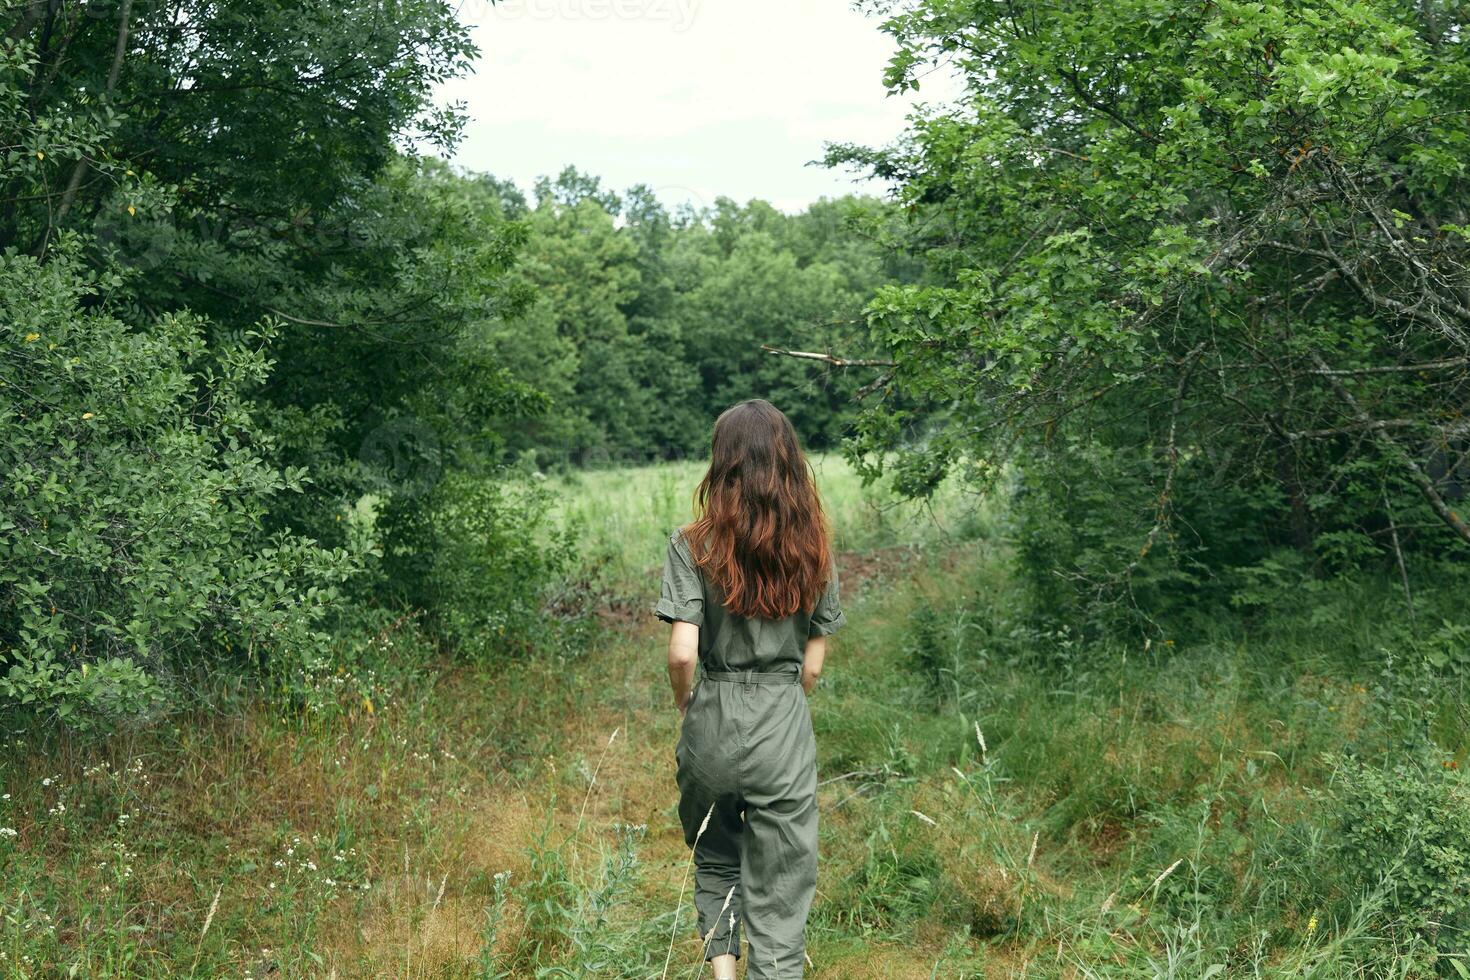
[668, 620, 699, 714]
[801, 635, 826, 696]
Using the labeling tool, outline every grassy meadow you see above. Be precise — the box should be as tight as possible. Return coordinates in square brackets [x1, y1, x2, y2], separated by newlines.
[1, 460, 1466, 977]
[546, 454, 988, 592]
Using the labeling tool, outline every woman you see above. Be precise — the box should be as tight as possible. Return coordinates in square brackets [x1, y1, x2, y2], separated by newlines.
[656, 399, 846, 979]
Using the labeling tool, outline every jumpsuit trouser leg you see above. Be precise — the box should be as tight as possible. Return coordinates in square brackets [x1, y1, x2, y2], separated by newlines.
[676, 670, 818, 979]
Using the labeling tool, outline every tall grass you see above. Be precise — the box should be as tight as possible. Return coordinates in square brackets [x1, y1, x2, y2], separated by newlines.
[0, 460, 1464, 977]
[547, 453, 990, 594]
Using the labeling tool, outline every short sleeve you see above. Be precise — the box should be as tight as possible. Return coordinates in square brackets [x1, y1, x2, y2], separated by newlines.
[808, 564, 846, 637]
[655, 531, 705, 626]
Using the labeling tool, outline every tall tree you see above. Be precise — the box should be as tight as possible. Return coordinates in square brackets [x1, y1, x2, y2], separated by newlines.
[831, 0, 1470, 614]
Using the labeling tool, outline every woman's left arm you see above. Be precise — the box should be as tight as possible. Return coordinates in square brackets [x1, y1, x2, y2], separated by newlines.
[667, 620, 699, 715]
[801, 635, 826, 696]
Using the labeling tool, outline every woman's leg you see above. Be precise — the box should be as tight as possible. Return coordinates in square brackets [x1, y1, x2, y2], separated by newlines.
[739, 790, 817, 978]
[690, 795, 744, 963]
[677, 764, 745, 967]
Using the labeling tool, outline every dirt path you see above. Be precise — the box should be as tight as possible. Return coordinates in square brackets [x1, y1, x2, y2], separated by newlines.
[325, 549, 969, 977]
[548, 617, 962, 978]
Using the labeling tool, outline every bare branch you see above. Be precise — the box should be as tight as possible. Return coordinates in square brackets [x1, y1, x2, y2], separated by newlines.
[52, 0, 135, 231]
[1309, 351, 1470, 548]
[855, 370, 894, 400]
[1304, 356, 1470, 376]
[1129, 343, 1207, 570]
[1285, 420, 1419, 441]
[760, 345, 894, 368]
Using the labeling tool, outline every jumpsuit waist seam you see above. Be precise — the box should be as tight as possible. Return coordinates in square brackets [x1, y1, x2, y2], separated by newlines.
[701, 668, 800, 686]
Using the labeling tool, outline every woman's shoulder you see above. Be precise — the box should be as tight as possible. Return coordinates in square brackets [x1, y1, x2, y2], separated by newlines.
[666, 525, 697, 561]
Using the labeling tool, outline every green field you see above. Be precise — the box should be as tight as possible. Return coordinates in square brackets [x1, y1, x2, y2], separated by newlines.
[548, 453, 988, 590]
[3, 463, 1464, 977]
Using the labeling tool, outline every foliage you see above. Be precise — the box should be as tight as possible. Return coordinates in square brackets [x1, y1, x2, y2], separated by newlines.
[0, 245, 354, 726]
[490, 168, 915, 465]
[377, 472, 578, 660]
[834, 0, 1470, 620]
[1323, 753, 1470, 953]
[2, 0, 930, 724]
[0, 0, 579, 715]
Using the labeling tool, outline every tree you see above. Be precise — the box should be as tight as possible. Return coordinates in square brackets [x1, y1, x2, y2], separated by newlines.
[0, 1, 558, 718]
[830, 0, 1470, 616]
[498, 169, 904, 463]
[0, 244, 354, 725]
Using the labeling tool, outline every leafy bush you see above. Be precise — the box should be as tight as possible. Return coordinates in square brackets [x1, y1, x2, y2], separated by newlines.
[1007, 449, 1217, 631]
[838, 0, 1470, 619]
[377, 471, 577, 659]
[1323, 753, 1470, 953]
[0, 246, 356, 727]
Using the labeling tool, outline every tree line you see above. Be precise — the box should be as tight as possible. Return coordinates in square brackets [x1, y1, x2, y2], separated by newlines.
[0, 0, 903, 725]
[10, 0, 1469, 726]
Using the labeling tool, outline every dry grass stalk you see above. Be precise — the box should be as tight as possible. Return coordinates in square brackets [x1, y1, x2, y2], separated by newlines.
[1147, 858, 1183, 896]
[575, 727, 620, 835]
[689, 886, 736, 979]
[703, 886, 735, 945]
[662, 803, 715, 980]
[200, 885, 221, 941]
[188, 884, 223, 975]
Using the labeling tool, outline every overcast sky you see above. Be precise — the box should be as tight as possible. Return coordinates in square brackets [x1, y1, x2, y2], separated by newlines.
[433, 0, 955, 212]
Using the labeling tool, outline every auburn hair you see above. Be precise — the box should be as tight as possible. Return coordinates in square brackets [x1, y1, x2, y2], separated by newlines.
[682, 399, 832, 619]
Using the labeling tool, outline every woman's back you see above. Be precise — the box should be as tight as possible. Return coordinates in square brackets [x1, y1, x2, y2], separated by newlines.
[657, 529, 845, 676]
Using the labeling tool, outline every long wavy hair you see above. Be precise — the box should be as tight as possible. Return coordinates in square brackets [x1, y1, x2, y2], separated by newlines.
[682, 399, 832, 619]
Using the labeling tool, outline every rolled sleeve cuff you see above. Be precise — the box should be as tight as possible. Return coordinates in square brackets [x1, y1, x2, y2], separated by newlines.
[655, 597, 704, 626]
[809, 609, 847, 637]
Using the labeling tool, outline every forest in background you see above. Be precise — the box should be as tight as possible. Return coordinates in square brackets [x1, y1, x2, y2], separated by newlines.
[2, 0, 1469, 974]
[0, 0, 915, 714]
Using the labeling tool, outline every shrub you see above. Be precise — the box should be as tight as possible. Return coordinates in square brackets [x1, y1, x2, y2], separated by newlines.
[377, 470, 578, 659]
[1323, 753, 1470, 953]
[0, 245, 356, 728]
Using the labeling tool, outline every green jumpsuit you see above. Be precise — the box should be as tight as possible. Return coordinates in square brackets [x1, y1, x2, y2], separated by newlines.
[656, 530, 846, 978]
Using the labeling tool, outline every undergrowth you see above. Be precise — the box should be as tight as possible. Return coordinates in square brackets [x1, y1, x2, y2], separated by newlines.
[1, 480, 1466, 977]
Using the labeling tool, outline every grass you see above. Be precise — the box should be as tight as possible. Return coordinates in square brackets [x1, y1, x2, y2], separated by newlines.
[547, 452, 987, 592]
[1, 462, 1467, 977]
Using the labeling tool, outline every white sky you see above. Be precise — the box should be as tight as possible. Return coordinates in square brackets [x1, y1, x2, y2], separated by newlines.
[434, 0, 956, 212]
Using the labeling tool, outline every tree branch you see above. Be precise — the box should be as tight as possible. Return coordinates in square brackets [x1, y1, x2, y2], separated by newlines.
[1285, 419, 1419, 441]
[1309, 351, 1470, 547]
[1130, 343, 1207, 569]
[52, 0, 135, 231]
[760, 345, 895, 368]
[1304, 356, 1470, 376]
